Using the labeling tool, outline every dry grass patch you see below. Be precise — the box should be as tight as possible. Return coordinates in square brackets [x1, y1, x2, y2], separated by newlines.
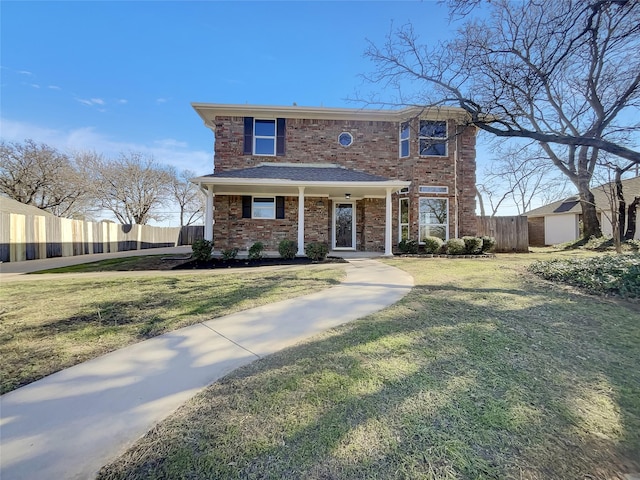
[0, 266, 345, 394]
[98, 254, 640, 480]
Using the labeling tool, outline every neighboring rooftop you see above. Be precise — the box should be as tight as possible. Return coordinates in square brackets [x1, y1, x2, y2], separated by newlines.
[0, 197, 54, 217]
[525, 176, 640, 216]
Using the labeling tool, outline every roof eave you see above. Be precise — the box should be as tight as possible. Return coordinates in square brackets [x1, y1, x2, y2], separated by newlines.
[191, 176, 410, 188]
[191, 103, 471, 126]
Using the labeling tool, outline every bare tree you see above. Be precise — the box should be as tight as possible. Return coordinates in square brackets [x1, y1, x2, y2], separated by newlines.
[362, 0, 640, 238]
[478, 142, 572, 215]
[0, 139, 94, 218]
[171, 169, 204, 227]
[89, 152, 173, 225]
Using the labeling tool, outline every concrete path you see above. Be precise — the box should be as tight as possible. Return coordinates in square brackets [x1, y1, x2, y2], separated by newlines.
[0, 259, 413, 480]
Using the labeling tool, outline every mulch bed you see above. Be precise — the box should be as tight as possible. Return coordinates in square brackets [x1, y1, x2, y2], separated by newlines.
[173, 256, 347, 270]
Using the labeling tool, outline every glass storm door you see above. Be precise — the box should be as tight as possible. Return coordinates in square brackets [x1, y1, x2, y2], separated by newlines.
[334, 202, 355, 249]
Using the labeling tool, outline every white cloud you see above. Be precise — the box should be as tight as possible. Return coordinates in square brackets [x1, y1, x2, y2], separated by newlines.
[48, 85, 62, 90]
[76, 97, 106, 107]
[0, 117, 212, 174]
[30, 84, 41, 89]
[154, 138, 188, 149]
[117, 99, 128, 104]
[18, 70, 33, 76]
[156, 98, 169, 104]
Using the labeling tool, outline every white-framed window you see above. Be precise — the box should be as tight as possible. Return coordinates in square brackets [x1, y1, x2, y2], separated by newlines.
[419, 185, 448, 194]
[254, 119, 276, 156]
[252, 197, 276, 219]
[399, 122, 410, 158]
[399, 186, 410, 194]
[399, 197, 410, 242]
[419, 197, 448, 242]
[419, 120, 447, 157]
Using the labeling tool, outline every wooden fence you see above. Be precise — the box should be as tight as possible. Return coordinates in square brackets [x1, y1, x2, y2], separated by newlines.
[0, 212, 184, 262]
[178, 225, 204, 245]
[476, 215, 529, 253]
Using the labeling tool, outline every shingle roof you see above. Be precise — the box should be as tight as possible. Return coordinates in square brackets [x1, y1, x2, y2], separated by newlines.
[524, 176, 640, 217]
[204, 164, 393, 183]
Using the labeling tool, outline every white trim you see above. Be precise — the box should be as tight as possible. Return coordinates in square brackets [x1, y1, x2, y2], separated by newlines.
[384, 188, 393, 256]
[297, 187, 305, 256]
[192, 103, 472, 125]
[332, 201, 356, 250]
[204, 186, 214, 241]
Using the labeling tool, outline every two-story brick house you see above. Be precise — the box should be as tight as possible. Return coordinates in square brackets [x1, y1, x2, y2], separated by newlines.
[191, 103, 477, 256]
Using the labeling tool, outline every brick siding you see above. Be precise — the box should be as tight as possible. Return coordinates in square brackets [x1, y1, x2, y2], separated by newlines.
[212, 116, 476, 250]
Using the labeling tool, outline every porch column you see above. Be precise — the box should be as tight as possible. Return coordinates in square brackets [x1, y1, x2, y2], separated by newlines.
[297, 186, 305, 256]
[384, 187, 393, 256]
[204, 185, 214, 242]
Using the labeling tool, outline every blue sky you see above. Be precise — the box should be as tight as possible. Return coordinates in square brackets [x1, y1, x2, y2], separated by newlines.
[2, 0, 461, 179]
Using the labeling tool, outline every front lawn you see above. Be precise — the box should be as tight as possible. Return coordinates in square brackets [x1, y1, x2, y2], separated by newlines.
[0, 266, 345, 394]
[98, 254, 640, 480]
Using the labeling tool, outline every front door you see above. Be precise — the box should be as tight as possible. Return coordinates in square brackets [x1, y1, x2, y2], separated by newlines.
[333, 202, 355, 250]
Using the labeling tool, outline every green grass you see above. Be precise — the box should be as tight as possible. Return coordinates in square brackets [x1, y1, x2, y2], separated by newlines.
[29, 254, 191, 273]
[98, 253, 640, 480]
[0, 266, 345, 394]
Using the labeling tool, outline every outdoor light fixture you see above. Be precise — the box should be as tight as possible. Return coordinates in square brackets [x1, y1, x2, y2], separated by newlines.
[345, 193, 351, 199]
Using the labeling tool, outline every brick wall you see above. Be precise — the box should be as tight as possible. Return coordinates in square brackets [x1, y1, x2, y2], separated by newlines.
[211, 115, 477, 249]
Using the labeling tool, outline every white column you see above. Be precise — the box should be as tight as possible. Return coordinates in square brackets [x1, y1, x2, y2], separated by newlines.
[297, 186, 305, 256]
[204, 185, 214, 242]
[384, 187, 393, 256]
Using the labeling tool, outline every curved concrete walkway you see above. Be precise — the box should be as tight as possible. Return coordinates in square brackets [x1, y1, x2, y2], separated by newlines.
[0, 259, 413, 480]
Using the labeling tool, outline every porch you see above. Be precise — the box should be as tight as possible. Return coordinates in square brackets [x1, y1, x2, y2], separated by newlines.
[192, 164, 410, 256]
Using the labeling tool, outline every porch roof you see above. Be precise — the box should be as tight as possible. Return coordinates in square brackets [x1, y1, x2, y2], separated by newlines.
[191, 163, 410, 198]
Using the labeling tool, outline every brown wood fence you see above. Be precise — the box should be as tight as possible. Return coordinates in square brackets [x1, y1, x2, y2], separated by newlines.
[178, 225, 204, 246]
[476, 216, 529, 253]
[0, 212, 182, 262]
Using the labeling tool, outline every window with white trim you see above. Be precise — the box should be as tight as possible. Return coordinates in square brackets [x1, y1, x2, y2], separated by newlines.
[419, 120, 447, 156]
[399, 122, 410, 158]
[254, 120, 276, 156]
[243, 117, 286, 156]
[252, 197, 276, 219]
[419, 197, 448, 241]
[419, 185, 448, 194]
[399, 197, 410, 242]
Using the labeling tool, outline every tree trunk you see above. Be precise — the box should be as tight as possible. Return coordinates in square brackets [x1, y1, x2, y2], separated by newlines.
[577, 180, 602, 239]
[624, 196, 640, 240]
[615, 170, 626, 242]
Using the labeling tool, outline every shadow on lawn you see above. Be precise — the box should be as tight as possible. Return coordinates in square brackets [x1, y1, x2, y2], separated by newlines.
[98, 281, 640, 479]
[2, 273, 342, 394]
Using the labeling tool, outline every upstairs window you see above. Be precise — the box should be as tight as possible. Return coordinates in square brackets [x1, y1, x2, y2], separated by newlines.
[399, 122, 410, 158]
[254, 120, 276, 155]
[243, 117, 286, 156]
[419, 120, 447, 157]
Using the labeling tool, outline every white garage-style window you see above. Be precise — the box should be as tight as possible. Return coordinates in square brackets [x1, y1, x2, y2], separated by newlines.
[252, 197, 276, 219]
[419, 197, 448, 241]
